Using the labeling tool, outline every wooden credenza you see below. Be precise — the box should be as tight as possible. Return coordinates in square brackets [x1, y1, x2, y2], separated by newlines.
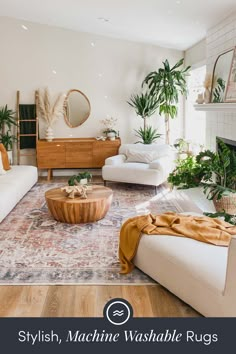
[37, 138, 121, 180]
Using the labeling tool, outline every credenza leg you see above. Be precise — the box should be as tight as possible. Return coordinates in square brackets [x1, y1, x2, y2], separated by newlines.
[104, 180, 107, 186]
[47, 169, 53, 181]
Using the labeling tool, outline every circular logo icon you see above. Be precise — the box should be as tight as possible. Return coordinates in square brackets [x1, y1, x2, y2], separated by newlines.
[103, 298, 133, 326]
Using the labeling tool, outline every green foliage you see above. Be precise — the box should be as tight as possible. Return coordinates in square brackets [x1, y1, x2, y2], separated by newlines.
[0, 105, 17, 150]
[168, 138, 236, 201]
[127, 91, 159, 119]
[167, 155, 210, 189]
[204, 212, 236, 225]
[0, 130, 17, 151]
[0, 105, 16, 131]
[68, 171, 92, 186]
[201, 138, 236, 200]
[103, 129, 117, 135]
[142, 58, 191, 119]
[173, 138, 189, 153]
[135, 125, 161, 144]
[212, 78, 225, 103]
[128, 91, 161, 144]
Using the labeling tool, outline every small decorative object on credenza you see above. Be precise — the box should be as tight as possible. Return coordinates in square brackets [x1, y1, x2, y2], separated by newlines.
[96, 136, 106, 141]
[68, 171, 92, 186]
[100, 117, 118, 140]
[38, 87, 66, 142]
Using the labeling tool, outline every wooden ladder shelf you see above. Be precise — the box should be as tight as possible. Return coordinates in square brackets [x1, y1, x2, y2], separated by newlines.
[16, 90, 39, 165]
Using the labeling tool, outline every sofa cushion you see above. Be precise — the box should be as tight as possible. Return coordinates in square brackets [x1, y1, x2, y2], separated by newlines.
[126, 149, 155, 163]
[119, 144, 172, 158]
[0, 165, 38, 222]
[0, 143, 10, 170]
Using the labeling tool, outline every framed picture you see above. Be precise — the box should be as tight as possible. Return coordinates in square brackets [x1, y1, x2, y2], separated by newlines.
[225, 47, 236, 102]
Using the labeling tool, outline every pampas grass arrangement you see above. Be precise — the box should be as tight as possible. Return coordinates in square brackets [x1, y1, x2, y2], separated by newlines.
[203, 73, 213, 103]
[38, 88, 66, 127]
[203, 73, 213, 90]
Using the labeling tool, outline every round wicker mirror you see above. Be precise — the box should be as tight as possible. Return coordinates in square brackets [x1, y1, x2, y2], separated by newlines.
[64, 89, 91, 128]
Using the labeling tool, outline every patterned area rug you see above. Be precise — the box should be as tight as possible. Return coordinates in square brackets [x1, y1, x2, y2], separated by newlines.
[0, 182, 184, 284]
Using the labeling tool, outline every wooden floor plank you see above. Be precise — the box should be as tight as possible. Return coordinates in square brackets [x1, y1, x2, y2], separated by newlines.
[95, 286, 123, 317]
[0, 284, 201, 318]
[146, 285, 201, 317]
[122, 286, 153, 317]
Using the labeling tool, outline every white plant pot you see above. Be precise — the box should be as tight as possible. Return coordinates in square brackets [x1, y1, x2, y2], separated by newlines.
[79, 178, 88, 185]
[107, 132, 116, 141]
[45, 126, 54, 142]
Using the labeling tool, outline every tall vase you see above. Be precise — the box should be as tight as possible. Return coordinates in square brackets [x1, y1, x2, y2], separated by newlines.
[204, 88, 211, 103]
[45, 126, 54, 142]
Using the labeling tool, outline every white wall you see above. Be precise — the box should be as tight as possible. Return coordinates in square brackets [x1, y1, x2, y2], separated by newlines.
[0, 16, 184, 158]
[206, 12, 236, 150]
[185, 39, 206, 68]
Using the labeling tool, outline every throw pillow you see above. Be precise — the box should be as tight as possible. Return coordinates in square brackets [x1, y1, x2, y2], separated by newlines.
[0, 152, 7, 175]
[126, 149, 155, 163]
[0, 143, 11, 170]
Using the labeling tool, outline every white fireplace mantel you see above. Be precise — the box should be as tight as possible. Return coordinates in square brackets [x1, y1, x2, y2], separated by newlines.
[194, 103, 236, 112]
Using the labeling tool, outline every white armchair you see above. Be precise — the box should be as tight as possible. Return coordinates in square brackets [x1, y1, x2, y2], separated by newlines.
[102, 143, 175, 191]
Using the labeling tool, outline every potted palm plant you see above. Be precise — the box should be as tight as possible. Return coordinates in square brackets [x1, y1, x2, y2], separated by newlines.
[127, 91, 161, 144]
[0, 105, 17, 163]
[142, 58, 190, 144]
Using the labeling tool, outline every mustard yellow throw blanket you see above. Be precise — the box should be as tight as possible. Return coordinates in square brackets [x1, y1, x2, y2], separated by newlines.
[119, 212, 236, 274]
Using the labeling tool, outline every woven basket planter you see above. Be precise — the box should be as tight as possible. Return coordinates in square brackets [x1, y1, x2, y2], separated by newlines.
[213, 194, 236, 215]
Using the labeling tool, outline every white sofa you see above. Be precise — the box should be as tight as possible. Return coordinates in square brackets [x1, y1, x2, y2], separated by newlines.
[102, 143, 175, 190]
[133, 210, 236, 317]
[0, 165, 38, 222]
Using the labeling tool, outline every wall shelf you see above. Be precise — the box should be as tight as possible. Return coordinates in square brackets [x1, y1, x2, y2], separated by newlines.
[194, 103, 236, 112]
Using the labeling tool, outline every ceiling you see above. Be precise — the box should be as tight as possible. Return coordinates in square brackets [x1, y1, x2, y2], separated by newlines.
[0, 0, 236, 50]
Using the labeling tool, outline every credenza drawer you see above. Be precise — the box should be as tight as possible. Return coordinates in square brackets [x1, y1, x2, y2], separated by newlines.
[37, 142, 66, 168]
[65, 142, 93, 167]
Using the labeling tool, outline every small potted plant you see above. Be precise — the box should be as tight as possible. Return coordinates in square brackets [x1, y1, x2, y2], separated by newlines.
[100, 117, 118, 140]
[68, 171, 92, 186]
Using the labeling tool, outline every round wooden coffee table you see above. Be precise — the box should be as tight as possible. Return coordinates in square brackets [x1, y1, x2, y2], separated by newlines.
[45, 185, 113, 224]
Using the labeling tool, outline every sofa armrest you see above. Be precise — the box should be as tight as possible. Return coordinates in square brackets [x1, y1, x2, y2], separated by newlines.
[104, 154, 126, 166]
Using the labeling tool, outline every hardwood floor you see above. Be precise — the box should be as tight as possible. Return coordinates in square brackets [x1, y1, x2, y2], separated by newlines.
[0, 285, 201, 317]
[0, 175, 201, 318]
